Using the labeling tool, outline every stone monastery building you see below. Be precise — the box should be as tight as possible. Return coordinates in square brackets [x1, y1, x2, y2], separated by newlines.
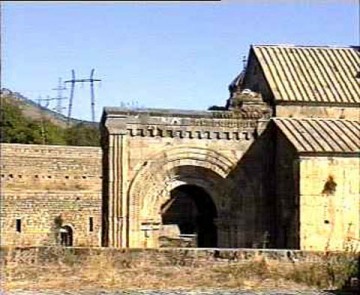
[1, 45, 359, 251]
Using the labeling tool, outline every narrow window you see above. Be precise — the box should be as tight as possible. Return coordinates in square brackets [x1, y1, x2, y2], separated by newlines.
[89, 217, 94, 232]
[16, 219, 21, 232]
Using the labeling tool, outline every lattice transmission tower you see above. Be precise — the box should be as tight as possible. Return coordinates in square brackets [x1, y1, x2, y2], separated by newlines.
[51, 78, 67, 115]
[64, 69, 101, 124]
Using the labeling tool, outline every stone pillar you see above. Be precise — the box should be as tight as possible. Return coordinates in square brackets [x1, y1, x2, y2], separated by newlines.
[108, 130, 128, 248]
[120, 133, 128, 248]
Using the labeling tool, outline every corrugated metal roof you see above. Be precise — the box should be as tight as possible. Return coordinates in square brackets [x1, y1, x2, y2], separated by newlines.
[273, 118, 360, 153]
[252, 45, 360, 104]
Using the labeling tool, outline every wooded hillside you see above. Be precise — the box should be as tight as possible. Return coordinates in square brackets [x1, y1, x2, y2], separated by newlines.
[0, 92, 100, 146]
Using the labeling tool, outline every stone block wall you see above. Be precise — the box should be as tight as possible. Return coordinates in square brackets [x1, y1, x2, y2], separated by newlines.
[222, 126, 275, 249]
[274, 129, 300, 249]
[0, 143, 102, 247]
[299, 156, 360, 251]
[1, 144, 101, 191]
[275, 104, 360, 121]
[103, 109, 272, 248]
[2, 246, 354, 267]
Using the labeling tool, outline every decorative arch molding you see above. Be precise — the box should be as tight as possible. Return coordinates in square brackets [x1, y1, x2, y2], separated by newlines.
[139, 166, 224, 220]
[129, 145, 236, 191]
[127, 146, 237, 233]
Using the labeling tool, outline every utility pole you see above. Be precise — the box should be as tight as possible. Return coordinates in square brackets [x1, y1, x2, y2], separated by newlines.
[65, 70, 75, 125]
[64, 69, 101, 125]
[51, 78, 67, 115]
[36, 95, 55, 145]
[90, 69, 96, 122]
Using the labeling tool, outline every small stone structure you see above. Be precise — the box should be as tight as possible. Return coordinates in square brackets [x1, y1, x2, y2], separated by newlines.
[1, 44, 359, 251]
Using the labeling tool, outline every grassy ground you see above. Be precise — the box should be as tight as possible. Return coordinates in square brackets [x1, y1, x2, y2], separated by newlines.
[1, 248, 358, 293]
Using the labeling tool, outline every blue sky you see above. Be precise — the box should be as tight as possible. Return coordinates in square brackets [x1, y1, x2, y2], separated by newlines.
[2, 1, 359, 121]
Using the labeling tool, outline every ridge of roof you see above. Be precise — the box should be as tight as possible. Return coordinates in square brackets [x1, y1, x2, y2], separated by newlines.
[251, 44, 359, 49]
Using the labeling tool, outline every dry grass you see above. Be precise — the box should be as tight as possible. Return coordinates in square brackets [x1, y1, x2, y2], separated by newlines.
[1, 248, 358, 293]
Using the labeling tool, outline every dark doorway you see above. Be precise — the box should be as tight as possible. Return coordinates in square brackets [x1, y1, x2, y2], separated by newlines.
[60, 225, 73, 246]
[161, 185, 217, 247]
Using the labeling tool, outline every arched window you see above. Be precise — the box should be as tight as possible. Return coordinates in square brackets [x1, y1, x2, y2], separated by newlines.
[60, 225, 73, 246]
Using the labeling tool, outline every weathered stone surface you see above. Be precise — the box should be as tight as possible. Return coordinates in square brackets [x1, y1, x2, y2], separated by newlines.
[102, 107, 272, 249]
[299, 157, 360, 251]
[0, 144, 102, 247]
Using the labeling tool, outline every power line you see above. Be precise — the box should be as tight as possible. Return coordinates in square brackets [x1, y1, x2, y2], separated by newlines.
[64, 69, 101, 124]
[51, 78, 67, 115]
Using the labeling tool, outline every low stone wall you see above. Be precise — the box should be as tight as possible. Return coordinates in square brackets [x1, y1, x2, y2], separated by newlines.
[1, 246, 357, 267]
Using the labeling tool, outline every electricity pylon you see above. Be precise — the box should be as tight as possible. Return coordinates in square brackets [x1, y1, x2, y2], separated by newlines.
[64, 69, 101, 124]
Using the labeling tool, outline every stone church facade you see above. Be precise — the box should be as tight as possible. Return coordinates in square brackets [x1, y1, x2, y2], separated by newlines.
[1, 45, 359, 251]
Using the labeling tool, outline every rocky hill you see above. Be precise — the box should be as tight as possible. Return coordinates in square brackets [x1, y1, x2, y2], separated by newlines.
[1, 88, 98, 128]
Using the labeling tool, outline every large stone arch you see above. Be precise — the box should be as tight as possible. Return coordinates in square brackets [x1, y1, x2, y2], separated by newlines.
[127, 146, 237, 247]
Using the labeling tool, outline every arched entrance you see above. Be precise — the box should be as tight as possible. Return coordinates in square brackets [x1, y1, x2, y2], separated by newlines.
[118, 147, 236, 248]
[60, 225, 73, 246]
[161, 184, 217, 247]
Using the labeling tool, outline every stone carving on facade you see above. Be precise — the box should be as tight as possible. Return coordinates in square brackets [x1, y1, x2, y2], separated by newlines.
[228, 88, 272, 119]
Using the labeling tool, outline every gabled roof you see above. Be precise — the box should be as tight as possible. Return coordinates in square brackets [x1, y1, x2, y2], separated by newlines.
[252, 45, 360, 104]
[273, 117, 360, 154]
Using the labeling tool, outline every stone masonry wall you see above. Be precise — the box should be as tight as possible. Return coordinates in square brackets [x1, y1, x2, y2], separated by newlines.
[274, 130, 300, 249]
[221, 125, 275, 249]
[103, 109, 271, 248]
[299, 156, 360, 251]
[0, 143, 102, 247]
[275, 104, 360, 121]
[2, 247, 355, 269]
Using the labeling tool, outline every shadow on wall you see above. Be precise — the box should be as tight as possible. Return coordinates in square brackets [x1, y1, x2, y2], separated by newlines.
[221, 121, 300, 249]
[160, 124, 282, 249]
[221, 124, 278, 249]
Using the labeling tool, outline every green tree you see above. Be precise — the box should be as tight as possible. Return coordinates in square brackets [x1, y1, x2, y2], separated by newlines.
[1, 97, 100, 146]
[1, 100, 33, 143]
[64, 123, 100, 146]
[28, 119, 67, 145]
[1, 99, 66, 145]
